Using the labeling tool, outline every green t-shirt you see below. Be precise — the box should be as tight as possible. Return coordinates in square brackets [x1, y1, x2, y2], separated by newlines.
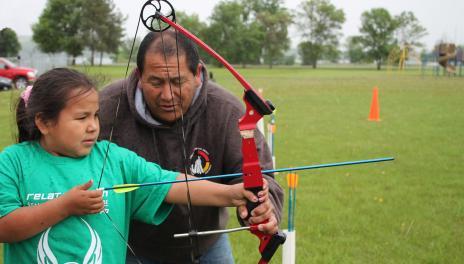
[0, 140, 178, 264]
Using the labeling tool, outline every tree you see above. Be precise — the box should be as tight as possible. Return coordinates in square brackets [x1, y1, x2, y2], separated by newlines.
[346, 36, 368, 63]
[204, 1, 263, 67]
[295, 0, 345, 68]
[358, 8, 397, 70]
[322, 45, 341, 62]
[116, 37, 141, 64]
[176, 11, 207, 38]
[203, 1, 244, 66]
[97, 17, 124, 66]
[298, 41, 317, 65]
[96, 1, 125, 66]
[81, 0, 124, 66]
[32, 0, 85, 63]
[0, 28, 21, 57]
[395, 11, 427, 48]
[239, 21, 265, 65]
[176, 11, 211, 64]
[258, 9, 292, 68]
[33, 0, 124, 66]
[245, 0, 292, 68]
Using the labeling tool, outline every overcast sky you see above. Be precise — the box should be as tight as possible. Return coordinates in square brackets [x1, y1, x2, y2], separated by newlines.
[1, 0, 462, 50]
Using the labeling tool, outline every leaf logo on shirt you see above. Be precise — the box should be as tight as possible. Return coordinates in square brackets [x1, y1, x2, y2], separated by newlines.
[37, 217, 102, 264]
[189, 148, 212, 175]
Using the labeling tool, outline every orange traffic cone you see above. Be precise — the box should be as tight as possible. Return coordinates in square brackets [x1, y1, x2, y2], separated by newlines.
[368, 87, 380, 121]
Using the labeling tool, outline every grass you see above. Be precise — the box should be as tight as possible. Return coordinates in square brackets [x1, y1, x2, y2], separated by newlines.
[0, 66, 463, 263]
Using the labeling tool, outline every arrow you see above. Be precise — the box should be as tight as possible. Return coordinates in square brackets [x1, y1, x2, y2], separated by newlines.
[103, 157, 394, 193]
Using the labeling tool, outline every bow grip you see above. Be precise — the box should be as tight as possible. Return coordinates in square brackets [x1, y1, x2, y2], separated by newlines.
[245, 186, 262, 219]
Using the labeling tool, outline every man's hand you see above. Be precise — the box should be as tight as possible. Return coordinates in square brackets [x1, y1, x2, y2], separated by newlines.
[238, 179, 279, 235]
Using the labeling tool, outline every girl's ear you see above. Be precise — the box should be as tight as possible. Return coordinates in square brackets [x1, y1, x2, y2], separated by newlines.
[35, 114, 50, 135]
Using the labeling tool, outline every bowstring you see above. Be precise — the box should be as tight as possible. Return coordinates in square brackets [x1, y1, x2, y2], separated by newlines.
[157, 19, 200, 263]
[96, 14, 143, 264]
[175, 28, 202, 263]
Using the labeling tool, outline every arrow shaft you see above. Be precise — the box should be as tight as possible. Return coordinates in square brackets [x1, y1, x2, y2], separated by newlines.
[104, 157, 394, 191]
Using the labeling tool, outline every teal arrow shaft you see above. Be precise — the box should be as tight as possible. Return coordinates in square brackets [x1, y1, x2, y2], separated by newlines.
[104, 157, 394, 191]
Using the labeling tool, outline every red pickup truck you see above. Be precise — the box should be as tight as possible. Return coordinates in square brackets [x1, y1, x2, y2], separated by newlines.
[0, 57, 38, 89]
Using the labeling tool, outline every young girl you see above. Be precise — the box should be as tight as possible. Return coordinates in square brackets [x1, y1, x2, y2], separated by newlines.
[0, 68, 263, 263]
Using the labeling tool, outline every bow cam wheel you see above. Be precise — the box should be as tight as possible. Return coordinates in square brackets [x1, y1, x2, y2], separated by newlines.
[140, 0, 175, 32]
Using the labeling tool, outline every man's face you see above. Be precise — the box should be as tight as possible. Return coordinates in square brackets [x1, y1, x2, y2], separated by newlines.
[140, 51, 201, 123]
[39, 88, 100, 157]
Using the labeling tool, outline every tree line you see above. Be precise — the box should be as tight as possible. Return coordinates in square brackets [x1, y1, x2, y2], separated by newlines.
[32, 0, 124, 66]
[172, 0, 427, 70]
[2, 0, 429, 70]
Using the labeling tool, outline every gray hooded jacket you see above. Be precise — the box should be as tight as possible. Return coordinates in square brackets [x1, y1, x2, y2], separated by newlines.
[98, 67, 283, 262]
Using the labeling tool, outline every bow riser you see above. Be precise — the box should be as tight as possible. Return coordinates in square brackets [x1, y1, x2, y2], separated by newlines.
[240, 99, 265, 190]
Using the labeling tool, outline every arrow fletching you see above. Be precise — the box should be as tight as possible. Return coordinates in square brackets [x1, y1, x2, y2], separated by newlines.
[111, 184, 141, 193]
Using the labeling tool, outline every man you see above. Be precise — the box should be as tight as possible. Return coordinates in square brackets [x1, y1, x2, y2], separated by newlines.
[99, 30, 284, 263]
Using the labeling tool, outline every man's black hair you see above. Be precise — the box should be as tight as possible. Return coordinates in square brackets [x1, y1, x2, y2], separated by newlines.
[137, 30, 200, 75]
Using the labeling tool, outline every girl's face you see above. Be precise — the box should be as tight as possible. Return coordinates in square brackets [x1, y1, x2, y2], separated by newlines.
[38, 88, 100, 157]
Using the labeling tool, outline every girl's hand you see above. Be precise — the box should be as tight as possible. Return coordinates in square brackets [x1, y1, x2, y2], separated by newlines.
[61, 180, 104, 216]
[229, 182, 259, 208]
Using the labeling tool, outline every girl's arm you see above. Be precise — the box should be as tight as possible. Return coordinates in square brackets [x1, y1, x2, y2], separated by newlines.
[165, 174, 260, 207]
[0, 180, 103, 243]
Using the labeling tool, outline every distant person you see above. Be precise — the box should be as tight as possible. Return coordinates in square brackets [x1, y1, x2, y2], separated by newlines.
[209, 71, 215, 82]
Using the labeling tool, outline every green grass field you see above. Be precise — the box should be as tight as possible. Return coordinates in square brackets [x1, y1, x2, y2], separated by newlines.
[1, 66, 463, 263]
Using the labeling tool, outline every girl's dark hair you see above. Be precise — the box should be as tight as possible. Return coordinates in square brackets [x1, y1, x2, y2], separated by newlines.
[16, 68, 96, 143]
[136, 30, 200, 75]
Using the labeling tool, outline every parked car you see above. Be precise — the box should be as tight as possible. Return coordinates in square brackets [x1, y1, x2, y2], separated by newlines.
[0, 57, 38, 89]
[0, 76, 13, 90]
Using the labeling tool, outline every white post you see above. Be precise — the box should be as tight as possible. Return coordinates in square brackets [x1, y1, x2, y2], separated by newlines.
[282, 230, 296, 264]
[266, 112, 276, 169]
